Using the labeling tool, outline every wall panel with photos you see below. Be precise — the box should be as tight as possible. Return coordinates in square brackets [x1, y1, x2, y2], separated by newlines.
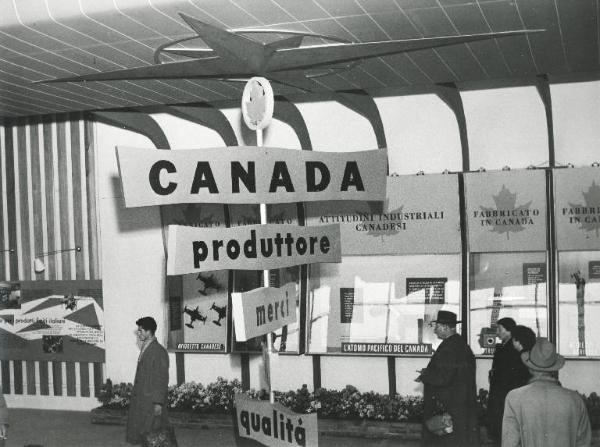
[306, 174, 462, 356]
[465, 169, 549, 356]
[308, 255, 460, 355]
[555, 167, 600, 357]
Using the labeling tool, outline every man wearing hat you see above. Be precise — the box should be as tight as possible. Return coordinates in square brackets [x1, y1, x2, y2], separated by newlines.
[417, 310, 479, 446]
[502, 338, 591, 447]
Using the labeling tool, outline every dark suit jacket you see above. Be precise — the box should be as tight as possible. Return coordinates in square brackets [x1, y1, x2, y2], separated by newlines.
[126, 339, 169, 445]
[420, 333, 479, 446]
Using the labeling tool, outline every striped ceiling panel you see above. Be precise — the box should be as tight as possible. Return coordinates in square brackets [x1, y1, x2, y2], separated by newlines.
[0, 114, 100, 281]
[0, 0, 598, 118]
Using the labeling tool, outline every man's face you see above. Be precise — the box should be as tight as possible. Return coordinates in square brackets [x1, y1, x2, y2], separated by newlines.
[136, 325, 152, 342]
[433, 322, 447, 339]
[497, 324, 511, 342]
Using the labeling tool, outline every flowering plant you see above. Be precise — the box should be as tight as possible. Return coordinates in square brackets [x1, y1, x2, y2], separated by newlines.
[97, 380, 598, 428]
[98, 379, 133, 409]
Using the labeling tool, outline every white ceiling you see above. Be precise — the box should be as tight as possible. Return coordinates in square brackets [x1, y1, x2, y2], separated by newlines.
[0, 0, 598, 118]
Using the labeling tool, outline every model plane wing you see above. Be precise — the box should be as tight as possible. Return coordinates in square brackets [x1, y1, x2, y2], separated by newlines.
[40, 58, 238, 83]
[267, 29, 544, 71]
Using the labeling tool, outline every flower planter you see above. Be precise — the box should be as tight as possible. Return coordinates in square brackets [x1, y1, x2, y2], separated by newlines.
[91, 407, 600, 444]
[92, 407, 422, 440]
[318, 418, 422, 439]
[91, 407, 233, 430]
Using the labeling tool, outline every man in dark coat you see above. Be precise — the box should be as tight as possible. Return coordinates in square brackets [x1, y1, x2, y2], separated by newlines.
[417, 311, 479, 446]
[486, 318, 530, 443]
[126, 316, 170, 445]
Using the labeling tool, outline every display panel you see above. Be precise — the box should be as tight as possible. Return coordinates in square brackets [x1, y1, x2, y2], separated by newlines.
[171, 271, 229, 352]
[469, 252, 548, 356]
[307, 255, 460, 355]
[554, 167, 600, 251]
[557, 251, 600, 357]
[164, 203, 229, 352]
[0, 280, 104, 361]
[465, 170, 547, 252]
[305, 175, 460, 255]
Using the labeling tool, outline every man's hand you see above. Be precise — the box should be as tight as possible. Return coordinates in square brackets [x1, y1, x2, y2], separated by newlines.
[153, 404, 162, 416]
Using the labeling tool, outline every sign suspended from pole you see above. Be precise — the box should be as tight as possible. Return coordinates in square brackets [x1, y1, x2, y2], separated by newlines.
[166, 223, 341, 275]
[232, 283, 297, 342]
[116, 145, 387, 207]
[241, 77, 274, 130]
[235, 394, 318, 447]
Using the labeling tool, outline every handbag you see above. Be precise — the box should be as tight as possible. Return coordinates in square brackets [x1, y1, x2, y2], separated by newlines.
[425, 412, 453, 436]
[141, 417, 178, 447]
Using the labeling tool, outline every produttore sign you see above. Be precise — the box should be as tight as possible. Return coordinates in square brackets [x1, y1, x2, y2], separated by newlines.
[235, 394, 318, 447]
[232, 283, 297, 342]
[167, 224, 341, 274]
[116, 146, 387, 207]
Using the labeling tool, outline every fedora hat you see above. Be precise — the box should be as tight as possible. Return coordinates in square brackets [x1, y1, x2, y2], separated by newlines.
[521, 338, 565, 372]
[432, 310, 460, 325]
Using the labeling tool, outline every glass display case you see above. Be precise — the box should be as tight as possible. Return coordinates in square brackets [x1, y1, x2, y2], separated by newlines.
[307, 255, 460, 355]
[557, 251, 600, 357]
[469, 252, 548, 356]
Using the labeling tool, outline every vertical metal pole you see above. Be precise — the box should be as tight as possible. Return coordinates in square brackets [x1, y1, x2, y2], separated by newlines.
[256, 128, 275, 405]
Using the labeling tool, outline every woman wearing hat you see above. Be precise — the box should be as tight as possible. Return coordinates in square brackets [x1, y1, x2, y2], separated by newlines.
[486, 318, 530, 443]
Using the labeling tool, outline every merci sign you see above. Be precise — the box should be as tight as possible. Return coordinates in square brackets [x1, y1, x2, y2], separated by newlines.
[232, 283, 297, 341]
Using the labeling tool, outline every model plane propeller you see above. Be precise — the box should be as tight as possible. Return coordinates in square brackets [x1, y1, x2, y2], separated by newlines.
[41, 13, 543, 91]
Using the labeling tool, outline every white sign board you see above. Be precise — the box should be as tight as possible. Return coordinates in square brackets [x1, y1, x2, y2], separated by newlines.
[167, 224, 341, 274]
[554, 167, 600, 250]
[465, 169, 547, 252]
[116, 146, 387, 207]
[235, 393, 318, 447]
[306, 174, 461, 255]
[232, 283, 297, 341]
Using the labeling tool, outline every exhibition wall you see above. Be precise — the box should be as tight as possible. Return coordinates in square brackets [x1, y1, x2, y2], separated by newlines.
[1, 80, 600, 409]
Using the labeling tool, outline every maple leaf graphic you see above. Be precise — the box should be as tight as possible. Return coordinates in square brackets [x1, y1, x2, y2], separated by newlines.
[245, 81, 266, 124]
[174, 204, 214, 227]
[361, 199, 403, 242]
[480, 185, 532, 240]
[569, 181, 600, 237]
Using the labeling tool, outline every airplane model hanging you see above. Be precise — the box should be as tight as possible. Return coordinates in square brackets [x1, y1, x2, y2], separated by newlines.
[43, 13, 543, 91]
